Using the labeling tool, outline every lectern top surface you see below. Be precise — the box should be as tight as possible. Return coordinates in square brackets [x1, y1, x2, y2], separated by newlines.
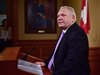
[0, 47, 21, 61]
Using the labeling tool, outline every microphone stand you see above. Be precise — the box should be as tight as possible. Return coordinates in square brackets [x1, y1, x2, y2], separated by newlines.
[22, 47, 36, 61]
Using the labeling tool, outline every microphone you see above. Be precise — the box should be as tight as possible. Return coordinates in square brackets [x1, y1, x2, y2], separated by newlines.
[22, 47, 36, 61]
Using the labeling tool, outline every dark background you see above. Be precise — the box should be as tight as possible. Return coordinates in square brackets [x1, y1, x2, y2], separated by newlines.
[0, 0, 6, 14]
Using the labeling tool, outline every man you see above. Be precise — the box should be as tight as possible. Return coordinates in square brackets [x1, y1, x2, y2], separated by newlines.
[35, 6, 90, 75]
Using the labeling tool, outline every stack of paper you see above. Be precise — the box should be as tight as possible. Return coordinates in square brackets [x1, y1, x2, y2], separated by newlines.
[18, 59, 43, 75]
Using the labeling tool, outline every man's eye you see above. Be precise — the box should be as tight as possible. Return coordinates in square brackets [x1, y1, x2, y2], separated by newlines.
[62, 14, 66, 17]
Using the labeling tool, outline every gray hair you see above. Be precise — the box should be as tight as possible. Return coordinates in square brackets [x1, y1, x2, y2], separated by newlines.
[59, 6, 77, 20]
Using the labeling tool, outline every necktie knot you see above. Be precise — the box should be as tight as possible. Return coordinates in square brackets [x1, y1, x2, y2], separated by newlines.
[61, 31, 64, 36]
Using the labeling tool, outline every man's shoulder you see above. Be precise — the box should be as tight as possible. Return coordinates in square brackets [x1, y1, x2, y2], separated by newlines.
[67, 22, 87, 36]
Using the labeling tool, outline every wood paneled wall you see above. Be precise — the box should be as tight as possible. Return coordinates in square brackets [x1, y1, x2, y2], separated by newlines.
[89, 47, 100, 75]
[18, 40, 56, 60]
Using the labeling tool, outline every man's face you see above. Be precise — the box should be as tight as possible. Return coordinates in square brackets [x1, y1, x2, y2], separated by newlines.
[57, 8, 74, 30]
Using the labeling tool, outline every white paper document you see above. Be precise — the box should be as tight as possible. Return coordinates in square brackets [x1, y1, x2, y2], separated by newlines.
[18, 59, 43, 75]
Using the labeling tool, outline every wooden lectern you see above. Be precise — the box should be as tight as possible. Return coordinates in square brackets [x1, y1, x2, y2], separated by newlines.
[0, 47, 52, 75]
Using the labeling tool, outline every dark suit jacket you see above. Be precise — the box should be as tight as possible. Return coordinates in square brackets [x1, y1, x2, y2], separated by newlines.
[44, 22, 90, 75]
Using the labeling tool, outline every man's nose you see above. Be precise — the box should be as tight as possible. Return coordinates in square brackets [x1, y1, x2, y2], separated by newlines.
[57, 15, 62, 20]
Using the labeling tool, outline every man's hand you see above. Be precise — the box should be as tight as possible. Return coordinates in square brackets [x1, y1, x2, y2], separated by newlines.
[34, 62, 46, 66]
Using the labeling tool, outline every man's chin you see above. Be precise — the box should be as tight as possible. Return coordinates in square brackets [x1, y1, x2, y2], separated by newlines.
[59, 25, 64, 28]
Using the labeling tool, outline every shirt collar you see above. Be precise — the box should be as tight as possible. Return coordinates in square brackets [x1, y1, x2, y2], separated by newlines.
[62, 22, 75, 33]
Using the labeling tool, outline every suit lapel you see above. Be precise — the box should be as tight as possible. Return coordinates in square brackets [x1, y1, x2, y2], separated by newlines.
[56, 22, 77, 50]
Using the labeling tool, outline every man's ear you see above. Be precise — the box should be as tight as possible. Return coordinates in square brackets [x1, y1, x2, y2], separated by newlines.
[72, 15, 76, 22]
[72, 15, 75, 19]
